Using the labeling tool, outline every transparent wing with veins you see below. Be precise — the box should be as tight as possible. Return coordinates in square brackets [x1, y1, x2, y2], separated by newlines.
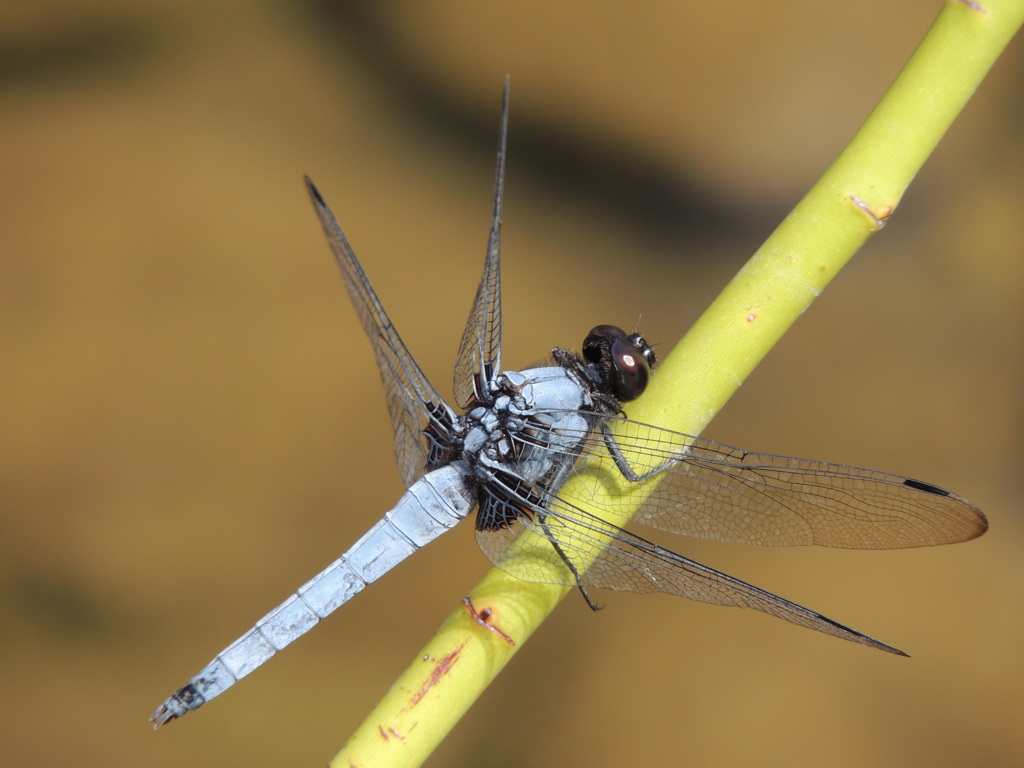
[475, 410, 987, 651]
[305, 178, 455, 488]
[584, 415, 987, 549]
[453, 78, 508, 409]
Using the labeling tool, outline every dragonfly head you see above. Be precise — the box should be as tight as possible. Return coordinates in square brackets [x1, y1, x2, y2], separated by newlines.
[581, 325, 656, 403]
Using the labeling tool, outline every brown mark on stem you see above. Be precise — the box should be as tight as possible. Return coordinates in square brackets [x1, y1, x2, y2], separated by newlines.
[849, 195, 894, 230]
[463, 596, 516, 646]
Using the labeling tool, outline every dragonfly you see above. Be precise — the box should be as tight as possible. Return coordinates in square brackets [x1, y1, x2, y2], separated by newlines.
[151, 82, 987, 727]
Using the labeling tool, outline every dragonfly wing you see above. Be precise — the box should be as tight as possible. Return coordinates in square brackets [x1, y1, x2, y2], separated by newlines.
[549, 414, 987, 549]
[475, 492, 906, 655]
[306, 179, 455, 487]
[453, 78, 508, 408]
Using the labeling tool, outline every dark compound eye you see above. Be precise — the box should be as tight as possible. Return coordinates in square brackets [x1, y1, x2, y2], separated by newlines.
[608, 336, 650, 400]
[581, 325, 652, 402]
[582, 324, 628, 364]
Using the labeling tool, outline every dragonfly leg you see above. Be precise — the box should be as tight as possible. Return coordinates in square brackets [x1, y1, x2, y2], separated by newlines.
[600, 422, 677, 482]
[573, 583, 602, 611]
[536, 511, 603, 611]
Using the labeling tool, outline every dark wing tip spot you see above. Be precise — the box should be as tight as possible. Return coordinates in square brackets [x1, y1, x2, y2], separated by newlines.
[902, 478, 950, 497]
[305, 176, 325, 206]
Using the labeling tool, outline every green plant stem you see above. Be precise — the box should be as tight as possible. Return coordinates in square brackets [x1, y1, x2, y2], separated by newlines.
[330, 3, 1024, 766]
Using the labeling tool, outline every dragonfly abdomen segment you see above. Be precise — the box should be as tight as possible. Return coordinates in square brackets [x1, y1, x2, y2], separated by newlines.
[151, 464, 475, 726]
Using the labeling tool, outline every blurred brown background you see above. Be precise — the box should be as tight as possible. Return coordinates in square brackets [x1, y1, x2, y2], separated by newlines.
[1, 2, 1022, 767]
